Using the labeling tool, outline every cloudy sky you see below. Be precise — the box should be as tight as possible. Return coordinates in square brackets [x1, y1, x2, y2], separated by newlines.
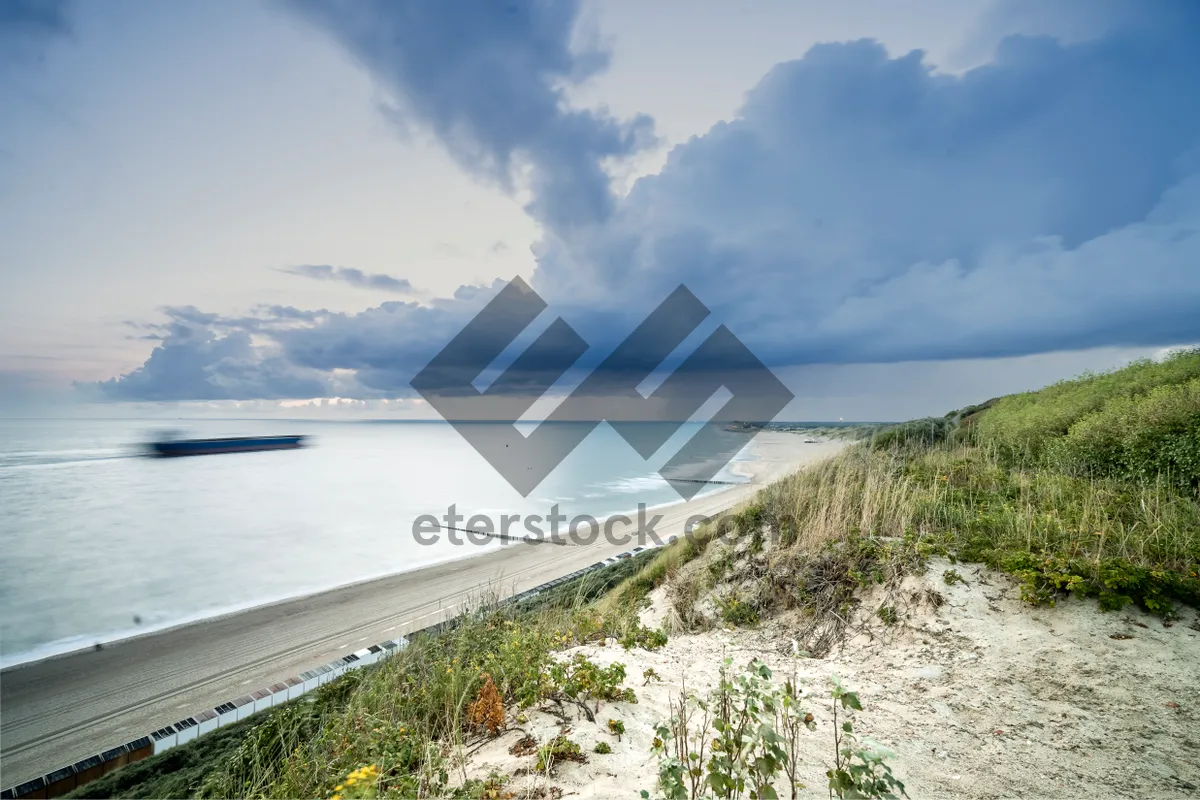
[2, 0, 1197, 421]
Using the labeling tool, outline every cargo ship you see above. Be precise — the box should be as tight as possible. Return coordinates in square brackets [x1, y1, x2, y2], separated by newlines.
[149, 435, 307, 457]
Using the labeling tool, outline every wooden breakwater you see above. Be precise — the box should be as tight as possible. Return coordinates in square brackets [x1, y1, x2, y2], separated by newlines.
[435, 524, 572, 545]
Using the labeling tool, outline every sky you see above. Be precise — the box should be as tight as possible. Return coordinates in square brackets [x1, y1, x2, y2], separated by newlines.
[1, 0, 1198, 421]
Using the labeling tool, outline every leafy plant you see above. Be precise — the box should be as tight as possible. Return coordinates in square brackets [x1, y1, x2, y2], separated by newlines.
[535, 735, 586, 772]
[644, 663, 901, 800]
[645, 685, 712, 800]
[875, 605, 899, 626]
[546, 653, 630, 704]
[464, 771, 514, 800]
[774, 669, 817, 800]
[717, 592, 760, 627]
[467, 674, 506, 736]
[826, 677, 906, 799]
[706, 658, 788, 800]
[621, 624, 670, 651]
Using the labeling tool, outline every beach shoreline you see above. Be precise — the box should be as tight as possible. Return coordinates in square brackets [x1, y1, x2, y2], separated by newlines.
[0, 430, 805, 672]
[0, 432, 844, 787]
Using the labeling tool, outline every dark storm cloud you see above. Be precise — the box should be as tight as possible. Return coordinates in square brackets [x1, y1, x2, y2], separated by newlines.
[0, 0, 70, 39]
[0, 0, 71, 62]
[96, 0, 1200, 402]
[286, 0, 655, 231]
[532, 4, 1200, 365]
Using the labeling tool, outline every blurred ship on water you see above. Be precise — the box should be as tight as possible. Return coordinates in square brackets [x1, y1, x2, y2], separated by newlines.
[147, 433, 307, 457]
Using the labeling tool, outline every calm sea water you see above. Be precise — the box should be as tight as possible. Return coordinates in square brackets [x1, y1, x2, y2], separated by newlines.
[0, 418, 752, 666]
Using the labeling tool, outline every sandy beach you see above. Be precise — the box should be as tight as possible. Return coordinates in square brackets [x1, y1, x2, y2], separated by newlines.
[0, 432, 844, 787]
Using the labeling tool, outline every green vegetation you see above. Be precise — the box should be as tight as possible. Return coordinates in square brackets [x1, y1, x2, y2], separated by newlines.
[868, 416, 956, 450]
[643, 659, 903, 800]
[975, 348, 1200, 488]
[717, 591, 760, 627]
[535, 735, 585, 772]
[61, 712, 298, 799]
[210, 597, 652, 798]
[664, 349, 1199, 646]
[607, 718, 626, 739]
[511, 548, 665, 612]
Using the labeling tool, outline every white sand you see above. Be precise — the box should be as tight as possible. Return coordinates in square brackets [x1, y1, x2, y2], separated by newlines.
[454, 558, 1200, 799]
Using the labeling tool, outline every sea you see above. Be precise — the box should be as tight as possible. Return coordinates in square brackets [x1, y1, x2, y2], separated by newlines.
[0, 417, 758, 667]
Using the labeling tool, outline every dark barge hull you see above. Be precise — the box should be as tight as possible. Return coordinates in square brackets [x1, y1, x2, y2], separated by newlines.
[150, 436, 306, 457]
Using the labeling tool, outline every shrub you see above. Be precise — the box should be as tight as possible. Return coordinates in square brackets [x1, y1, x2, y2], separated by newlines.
[717, 591, 760, 627]
[871, 417, 955, 450]
[619, 624, 669, 651]
[546, 653, 631, 704]
[535, 736, 586, 772]
[975, 348, 1200, 461]
[708, 548, 734, 582]
[942, 569, 965, 586]
[826, 677, 907, 799]
[644, 660, 903, 800]
[1051, 377, 1200, 492]
[607, 719, 626, 740]
[467, 674, 506, 736]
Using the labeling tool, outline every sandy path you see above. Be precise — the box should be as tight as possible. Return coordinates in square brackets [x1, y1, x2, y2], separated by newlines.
[0, 433, 842, 787]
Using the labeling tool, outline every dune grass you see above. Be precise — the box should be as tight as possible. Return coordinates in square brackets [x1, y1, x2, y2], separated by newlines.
[61, 713, 293, 799]
[660, 353, 1200, 646]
